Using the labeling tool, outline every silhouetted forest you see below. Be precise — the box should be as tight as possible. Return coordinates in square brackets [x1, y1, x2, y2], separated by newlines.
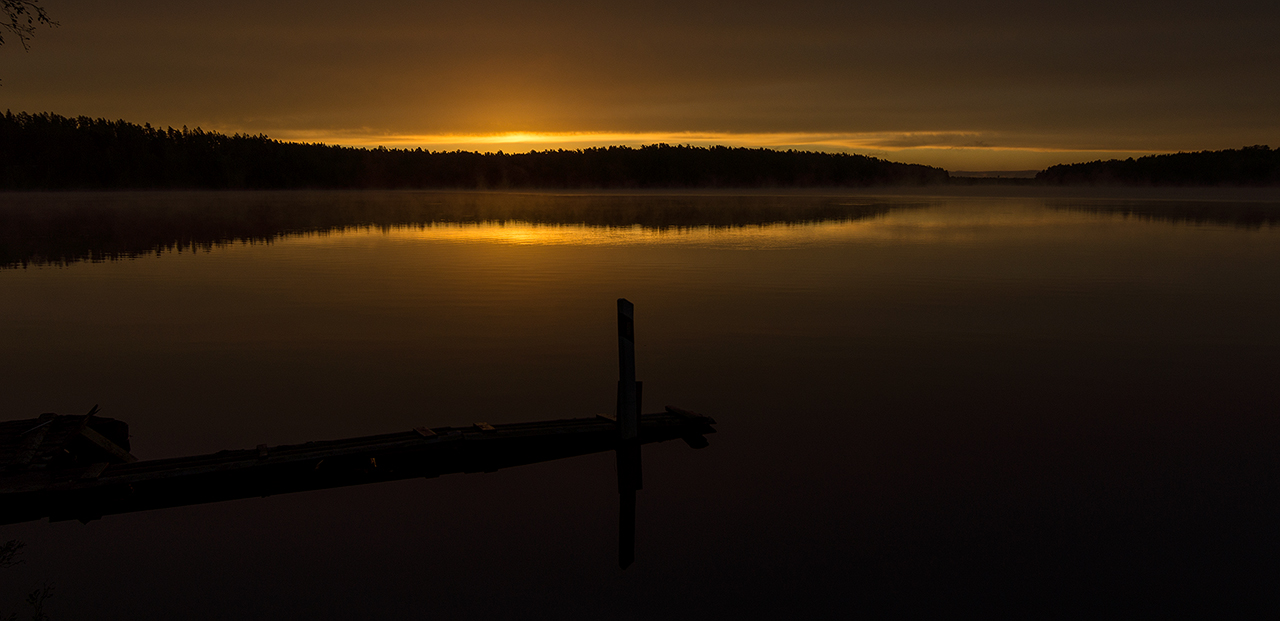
[1036, 146, 1280, 186]
[0, 111, 948, 189]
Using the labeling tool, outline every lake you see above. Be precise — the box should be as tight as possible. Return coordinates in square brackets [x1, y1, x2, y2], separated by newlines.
[2, 189, 1278, 617]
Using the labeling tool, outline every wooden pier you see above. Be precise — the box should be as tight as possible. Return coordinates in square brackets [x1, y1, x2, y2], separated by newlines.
[0, 299, 714, 568]
[0, 406, 715, 526]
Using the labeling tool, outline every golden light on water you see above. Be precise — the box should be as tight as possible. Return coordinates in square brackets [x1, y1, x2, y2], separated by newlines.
[287, 221, 844, 249]
[277, 201, 1125, 251]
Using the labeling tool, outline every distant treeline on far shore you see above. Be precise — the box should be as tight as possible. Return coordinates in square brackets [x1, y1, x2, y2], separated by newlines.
[1036, 146, 1280, 186]
[2, 111, 1277, 189]
[0, 112, 945, 189]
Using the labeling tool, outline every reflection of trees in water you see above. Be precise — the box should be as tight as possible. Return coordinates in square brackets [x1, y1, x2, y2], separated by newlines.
[0, 540, 21, 568]
[1047, 200, 1280, 229]
[1, 539, 53, 620]
[0, 192, 927, 267]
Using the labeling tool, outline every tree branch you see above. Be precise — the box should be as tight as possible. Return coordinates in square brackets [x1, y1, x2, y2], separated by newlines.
[2, 0, 57, 50]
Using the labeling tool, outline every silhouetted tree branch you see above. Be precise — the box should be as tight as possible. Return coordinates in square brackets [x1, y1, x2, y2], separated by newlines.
[2, 0, 56, 50]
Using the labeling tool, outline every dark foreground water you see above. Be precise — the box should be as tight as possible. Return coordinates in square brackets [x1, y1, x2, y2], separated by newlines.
[2, 190, 1279, 618]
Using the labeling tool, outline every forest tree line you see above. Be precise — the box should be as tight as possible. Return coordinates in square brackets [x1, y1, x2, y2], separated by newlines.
[0, 111, 948, 189]
[1036, 145, 1280, 186]
[5, 112, 1277, 188]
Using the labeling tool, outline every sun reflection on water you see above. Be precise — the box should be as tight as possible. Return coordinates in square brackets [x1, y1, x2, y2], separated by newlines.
[279, 200, 1135, 251]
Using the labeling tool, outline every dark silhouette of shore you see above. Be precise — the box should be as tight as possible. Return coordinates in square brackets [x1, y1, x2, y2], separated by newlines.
[1037, 146, 1280, 186]
[0, 112, 947, 190]
[6, 112, 1276, 190]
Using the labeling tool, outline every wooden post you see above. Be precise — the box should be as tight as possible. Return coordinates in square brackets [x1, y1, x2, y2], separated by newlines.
[617, 299, 637, 441]
[616, 298, 643, 569]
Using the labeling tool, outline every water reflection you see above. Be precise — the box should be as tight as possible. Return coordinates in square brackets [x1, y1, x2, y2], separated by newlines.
[1048, 198, 1280, 228]
[8, 191, 1278, 268]
[0, 191, 926, 267]
[2, 191, 1279, 617]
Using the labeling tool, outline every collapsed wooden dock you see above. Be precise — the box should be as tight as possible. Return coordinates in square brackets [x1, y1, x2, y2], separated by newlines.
[1, 299, 713, 568]
[0, 406, 715, 526]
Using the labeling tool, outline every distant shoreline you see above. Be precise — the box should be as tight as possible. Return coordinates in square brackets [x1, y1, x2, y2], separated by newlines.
[2, 185, 1280, 202]
[2, 112, 1277, 190]
[4, 186, 1278, 203]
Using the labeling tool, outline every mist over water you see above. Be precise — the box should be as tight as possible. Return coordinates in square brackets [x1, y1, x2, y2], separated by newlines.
[2, 191, 1278, 617]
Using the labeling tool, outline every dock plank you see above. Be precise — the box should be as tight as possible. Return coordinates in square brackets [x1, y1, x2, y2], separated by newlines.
[0, 411, 715, 525]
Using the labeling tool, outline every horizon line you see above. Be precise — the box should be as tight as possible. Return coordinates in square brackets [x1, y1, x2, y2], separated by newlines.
[262, 129, 1172, 156]
[251, 130, 1183, 170]
[5, 111, 1208, 169]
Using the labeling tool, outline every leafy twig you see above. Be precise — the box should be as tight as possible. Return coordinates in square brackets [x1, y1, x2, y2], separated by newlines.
[2, 0, 57, 50]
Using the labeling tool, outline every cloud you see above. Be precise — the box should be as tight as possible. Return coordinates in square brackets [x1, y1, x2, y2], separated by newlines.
[4, 0, 1277, 168]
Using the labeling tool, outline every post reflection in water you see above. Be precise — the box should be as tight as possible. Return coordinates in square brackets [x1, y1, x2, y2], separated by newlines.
[1, 191, 1278, 618]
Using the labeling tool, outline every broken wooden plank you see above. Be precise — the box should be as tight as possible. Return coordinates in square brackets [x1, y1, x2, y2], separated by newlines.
[11, 413, 57, 468]
[78, 426, 137, 464]
[79, 463, 111, 480]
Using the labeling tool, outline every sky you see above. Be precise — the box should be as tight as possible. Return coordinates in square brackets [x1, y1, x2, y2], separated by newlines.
[2, 0, 1278, 170]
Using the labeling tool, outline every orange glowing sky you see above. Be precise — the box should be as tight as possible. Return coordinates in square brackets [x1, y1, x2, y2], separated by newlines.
[3, 0, 1278, 170]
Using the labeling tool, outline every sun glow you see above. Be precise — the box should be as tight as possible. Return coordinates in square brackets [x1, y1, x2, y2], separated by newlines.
[259, 129, 1166, 171]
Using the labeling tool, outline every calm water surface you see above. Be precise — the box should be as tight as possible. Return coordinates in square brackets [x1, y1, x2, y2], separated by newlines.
[1, 191, 1278, 617]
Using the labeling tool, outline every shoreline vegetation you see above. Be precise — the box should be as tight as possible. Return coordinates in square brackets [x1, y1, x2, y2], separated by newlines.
[3, 112, 1278, 190]
[1, 112, 945, 189]
[1036, 146, 1280, 186]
